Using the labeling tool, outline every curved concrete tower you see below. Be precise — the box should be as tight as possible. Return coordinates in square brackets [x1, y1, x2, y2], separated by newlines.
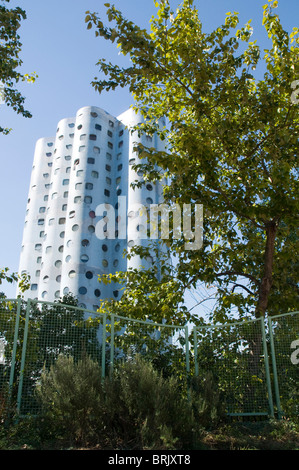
[17, 106, 166, 310]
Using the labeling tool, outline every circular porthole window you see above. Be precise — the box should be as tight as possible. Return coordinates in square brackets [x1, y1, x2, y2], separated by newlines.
[79, 286, 87, 295]
[68, 270, 76, 278]
[94, 289, 101, 297]
[81, 254, 89, 263]
[86, 271, 93, 279]
[102, 259, 108, 268]
[81, 239, 90, 247]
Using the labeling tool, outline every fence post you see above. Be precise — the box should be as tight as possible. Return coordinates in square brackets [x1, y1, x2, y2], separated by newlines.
[193, 327, 199, 377]
[260, 317, 274, 418]
[16, 299, 31, 415]
[110, 314, 115, 377]
[185, 325, 190, 400]
[101, 313, 106, 380]
[268, 316, 283, 419]
[8, 298, 22, 402]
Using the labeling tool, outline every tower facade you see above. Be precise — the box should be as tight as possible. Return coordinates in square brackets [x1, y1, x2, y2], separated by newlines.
[17, 106, 166, 310]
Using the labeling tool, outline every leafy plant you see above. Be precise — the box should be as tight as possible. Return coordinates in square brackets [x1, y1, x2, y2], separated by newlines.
[86, 0, 299, 320]
[36, 354, 104, 447]
[0, 0, 37, 134]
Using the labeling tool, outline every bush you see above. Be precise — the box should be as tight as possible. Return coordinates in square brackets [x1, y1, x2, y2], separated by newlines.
[103, 356, 195, 449]
[190, 372, 226, 429]
[36, 354, 226, 449]
[36, 353, 105, 447]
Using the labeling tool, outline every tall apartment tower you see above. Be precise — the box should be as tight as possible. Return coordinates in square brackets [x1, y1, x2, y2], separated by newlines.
[17, 106, 166, 310]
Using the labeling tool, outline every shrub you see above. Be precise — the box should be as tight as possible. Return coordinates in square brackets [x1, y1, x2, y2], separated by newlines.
[190, 372, 226, 429]
[36, 354, 104, 446]
[36, 354, 225, 449]
[103, 356, 195, 449]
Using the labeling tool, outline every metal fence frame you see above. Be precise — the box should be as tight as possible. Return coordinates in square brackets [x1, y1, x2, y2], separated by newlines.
[0, 298, 298, 420]
[268, 311, 299, 420]
[193, 316, 274, 418]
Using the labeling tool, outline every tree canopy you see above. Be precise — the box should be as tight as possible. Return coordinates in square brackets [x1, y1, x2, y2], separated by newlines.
[0, 0, 37, 134]
[87, 0, 298, 321]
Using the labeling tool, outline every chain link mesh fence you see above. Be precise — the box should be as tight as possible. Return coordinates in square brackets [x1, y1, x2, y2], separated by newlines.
[193, 317, 274, 417]
[268, 311, 299, 419]
[107, 314, 189, 385]
[0, 299, 22, 418]
[0, 298, 298, 420]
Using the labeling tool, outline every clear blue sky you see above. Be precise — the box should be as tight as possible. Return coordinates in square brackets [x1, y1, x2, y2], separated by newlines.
[0, 0, 298, 303]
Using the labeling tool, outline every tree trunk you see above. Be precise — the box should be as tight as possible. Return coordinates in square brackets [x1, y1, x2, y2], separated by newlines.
[244, 222, 278, 413]
[255, 221, 278, 318]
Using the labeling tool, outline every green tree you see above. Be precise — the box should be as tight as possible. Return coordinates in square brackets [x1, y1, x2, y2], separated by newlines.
[0, 0, 37, 134]
[87, 0, 298, 320]
[98, 244, 190, 325]
[0, 267, 30, 297]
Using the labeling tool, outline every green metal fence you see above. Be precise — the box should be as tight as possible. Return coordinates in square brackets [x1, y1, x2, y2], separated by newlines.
[0, 298, 298, 420]
[268, 311, 299, 419]
[0, 298, 189, 417]
[193, 317, 274, 417]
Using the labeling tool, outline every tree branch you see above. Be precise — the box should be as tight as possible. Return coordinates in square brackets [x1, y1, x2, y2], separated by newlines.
[215, 270, 260, 286]
[231, 283, 255, 295]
